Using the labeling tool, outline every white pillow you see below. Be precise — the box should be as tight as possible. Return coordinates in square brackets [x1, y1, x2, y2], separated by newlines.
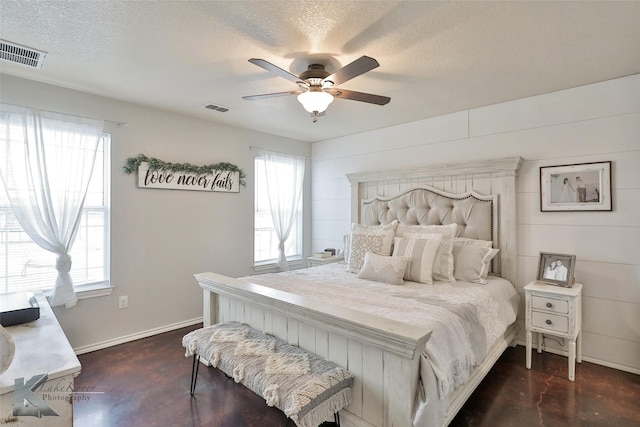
[480, 248, 499, 280]
[453, 237, 497, 278]
[392, 235, 442, 284]
[358, 252, 409, 286]
[396, 223, 457, 282]
[454, 237, 493, 248]
[347, 227, 395, 273]
[352, 220, 398, 233]
[452, 243, 500, 284]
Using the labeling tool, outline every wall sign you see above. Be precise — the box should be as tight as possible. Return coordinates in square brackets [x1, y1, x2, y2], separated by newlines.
[137, 162, 240, 192]
[123, 154, 245, 193]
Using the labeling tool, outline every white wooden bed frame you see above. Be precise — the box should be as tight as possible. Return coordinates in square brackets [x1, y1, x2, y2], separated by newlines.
[195, 156, 522, 427]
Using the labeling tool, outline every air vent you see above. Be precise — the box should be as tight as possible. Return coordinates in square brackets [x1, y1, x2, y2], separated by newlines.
[0, 39, 47, 69]
[205, 104, 230, 113]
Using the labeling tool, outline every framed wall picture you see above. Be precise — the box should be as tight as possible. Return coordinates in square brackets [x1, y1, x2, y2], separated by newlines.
[540, 161, 612, 211]
[536, 252, 576, 287]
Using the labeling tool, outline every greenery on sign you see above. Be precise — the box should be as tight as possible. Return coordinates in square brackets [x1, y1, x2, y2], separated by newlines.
[123, 154, 246, 186]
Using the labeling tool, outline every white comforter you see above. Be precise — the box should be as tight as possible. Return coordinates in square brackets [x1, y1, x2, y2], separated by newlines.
[243, 263, 519, 403]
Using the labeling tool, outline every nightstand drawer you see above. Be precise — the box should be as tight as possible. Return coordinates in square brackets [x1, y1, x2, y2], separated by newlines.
[531, 295, 569, 314]
[531, 311, 569, 333]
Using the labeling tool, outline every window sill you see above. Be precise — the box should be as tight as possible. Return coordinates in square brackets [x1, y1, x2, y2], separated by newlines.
[75, 283, 114, 300]
[41, 283, 114, 301]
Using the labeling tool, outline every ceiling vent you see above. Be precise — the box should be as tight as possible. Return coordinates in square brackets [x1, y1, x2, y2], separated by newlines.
[0, 39, 47, 69]
[205, 104, 230, 113]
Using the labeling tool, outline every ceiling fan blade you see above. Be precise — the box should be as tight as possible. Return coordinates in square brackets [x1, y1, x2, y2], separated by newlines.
[329, 89, 390, 105]
[248, 58, 301, 84]
[242, 91, 300, 100]
[325, 56, 380, 86]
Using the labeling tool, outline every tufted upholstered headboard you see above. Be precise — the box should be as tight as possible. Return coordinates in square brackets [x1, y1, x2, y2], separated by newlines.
[347, 157, 522, 284]
[361, 186, 498, 274]
[361, 187, 496, 241]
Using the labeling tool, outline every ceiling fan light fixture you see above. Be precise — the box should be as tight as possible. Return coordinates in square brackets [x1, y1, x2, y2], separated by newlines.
[297, 90, 334, 114]
[245, 56, 389, 122]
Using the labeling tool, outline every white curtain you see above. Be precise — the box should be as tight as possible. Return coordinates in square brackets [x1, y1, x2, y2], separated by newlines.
[263, 151, 305, 271]
[0, 103, 104, 308]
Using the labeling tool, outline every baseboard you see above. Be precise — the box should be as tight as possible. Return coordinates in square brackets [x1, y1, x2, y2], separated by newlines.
[74, 317, 203, 355]
[340, 410, 376, 427]
[515, 341, 640, 376]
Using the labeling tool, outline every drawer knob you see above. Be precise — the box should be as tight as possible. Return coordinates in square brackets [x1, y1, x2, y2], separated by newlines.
[546, 319, 552, 325]
[546, 302, 553, 308]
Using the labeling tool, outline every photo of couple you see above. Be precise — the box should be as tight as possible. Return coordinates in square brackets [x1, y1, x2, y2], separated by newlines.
[552, 173, 599, 204]
[543, 259, 568, 282]
[537, 252, 576, 287]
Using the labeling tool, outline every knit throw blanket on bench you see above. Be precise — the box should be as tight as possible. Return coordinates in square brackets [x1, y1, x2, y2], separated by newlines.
[183, 322, 354, 427]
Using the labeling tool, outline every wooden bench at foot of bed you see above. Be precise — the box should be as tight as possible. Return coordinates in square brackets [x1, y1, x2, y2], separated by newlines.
[195, 271, 433, 427]
[183, 321, 355, 427]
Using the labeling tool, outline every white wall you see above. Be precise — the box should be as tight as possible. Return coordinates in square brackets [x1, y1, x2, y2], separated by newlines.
[0, 74, 311, 352]
[311, 74, 640, 374]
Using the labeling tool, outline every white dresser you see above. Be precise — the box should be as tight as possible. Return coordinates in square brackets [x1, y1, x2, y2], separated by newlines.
[524, 281, 582, 381]
[0, 294, 80, 426]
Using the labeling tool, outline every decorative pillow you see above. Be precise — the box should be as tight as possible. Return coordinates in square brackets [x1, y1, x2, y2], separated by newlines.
[344, 220, 397, 266]
[454, 237, 493, 248]
[392, 235, 442, 284]
[452, 243, 500, 284]
[357, 252, 409, 285]
[352, 219, 398, 232]
[396, 223, 457, 282]
[347, 227, 395, 273]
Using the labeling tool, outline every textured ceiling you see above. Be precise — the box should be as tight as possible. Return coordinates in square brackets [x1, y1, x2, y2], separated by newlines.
[1, 1, 639, 142]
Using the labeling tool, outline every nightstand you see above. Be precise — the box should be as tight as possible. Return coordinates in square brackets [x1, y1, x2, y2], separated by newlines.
[524, 281, 582, 381]
[307, 255, 344, 268]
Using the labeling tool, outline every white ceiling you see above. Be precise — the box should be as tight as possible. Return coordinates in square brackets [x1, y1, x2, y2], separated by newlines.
[1, 1, 639, 142]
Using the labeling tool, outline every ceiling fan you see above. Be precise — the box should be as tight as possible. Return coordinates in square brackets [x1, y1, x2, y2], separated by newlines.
[243, 56, 390, 122]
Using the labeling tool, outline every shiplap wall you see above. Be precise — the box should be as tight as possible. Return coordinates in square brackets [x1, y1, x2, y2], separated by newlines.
[311, 74, 640, 374]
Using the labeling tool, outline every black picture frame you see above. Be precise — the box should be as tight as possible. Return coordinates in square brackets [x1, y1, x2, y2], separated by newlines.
[540, 161, 612, 212]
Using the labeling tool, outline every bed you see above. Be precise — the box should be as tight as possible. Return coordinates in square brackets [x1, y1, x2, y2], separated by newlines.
[195, 156, 523, 427]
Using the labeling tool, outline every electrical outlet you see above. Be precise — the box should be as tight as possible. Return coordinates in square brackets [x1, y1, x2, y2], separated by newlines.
[119, 295, 128, 309]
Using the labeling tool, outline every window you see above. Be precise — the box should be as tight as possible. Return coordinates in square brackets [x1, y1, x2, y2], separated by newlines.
[254, 155, 303, 265]
[0, 134, 110, 294]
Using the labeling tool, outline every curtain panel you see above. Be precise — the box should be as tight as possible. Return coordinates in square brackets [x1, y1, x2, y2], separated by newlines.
[0, 103, 104, 307]
[262, 151, 305, 271]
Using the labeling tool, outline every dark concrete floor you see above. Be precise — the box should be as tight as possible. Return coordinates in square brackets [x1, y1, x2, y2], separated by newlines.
[74, 325, 639, 427]
[449, 341, 639, 427]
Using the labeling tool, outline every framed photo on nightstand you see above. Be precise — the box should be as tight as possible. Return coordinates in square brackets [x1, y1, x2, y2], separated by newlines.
[536, 252, 576, 287]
